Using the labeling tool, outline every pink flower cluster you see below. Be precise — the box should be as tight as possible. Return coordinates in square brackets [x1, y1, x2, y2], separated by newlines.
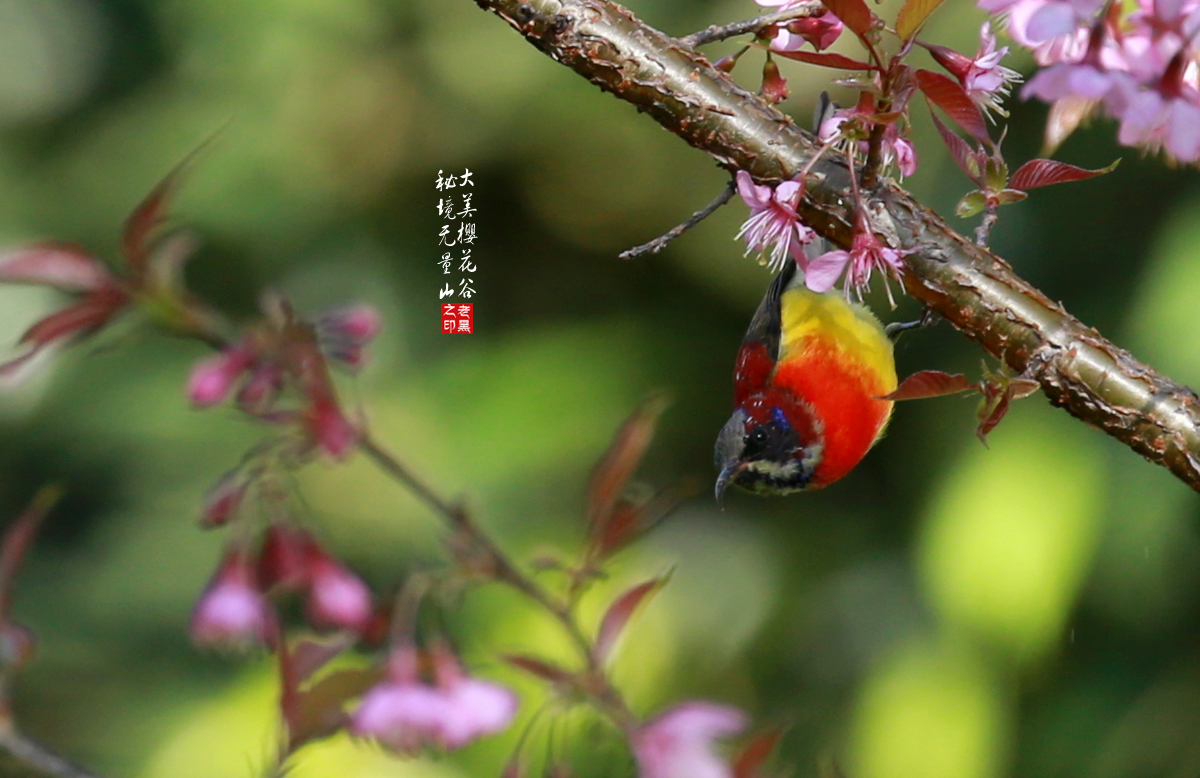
[350, 644, 518, 754]
[190, 523, 374, 651]
[818, 102, 919, 178]
[985, 0, 1200, 162]
[735, 171, 910, 297]
[187, 300, 379, 459]
[755, 0, 844, 52]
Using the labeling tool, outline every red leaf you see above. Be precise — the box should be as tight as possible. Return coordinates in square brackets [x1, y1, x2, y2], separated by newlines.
[15, 288, 128, 349]
[503, 654, 575, 684]
[927, 105, 981, 184]
[822, 0, 875, 38]
[881, 370, 973, 401]
[287, 667, 380, 749]
[586, 394, 669, 551]
[0, 486, 61, 620]
[124, 168, 183, 277]
[915, 70, 990, 143]
[976, 389, 1013, 444]
[1007, 378, 1041, 400]
[771, 50, 877, 70]
[896, 0, 946, 40]
[594, 577, 668, 664]
[733, 726, 786, 778]
[1009, 158, 1119, 191]
[0, 244, 111, 292]
[123, 134, 221, 276]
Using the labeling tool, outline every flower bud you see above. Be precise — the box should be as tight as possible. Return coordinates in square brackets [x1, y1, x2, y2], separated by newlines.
[307, 397, 357, 459]
[633, 702, 748, 778]
[257, 522, 316, 592]
[315, 304, 381, 370]
[188, 345, 255, 407]
[191, 548, 274, 652]
[236, 362, 284, 414]
[200, 471, 247, 528]
[307, 553, 373, 632]
[321, 304, 381, 342]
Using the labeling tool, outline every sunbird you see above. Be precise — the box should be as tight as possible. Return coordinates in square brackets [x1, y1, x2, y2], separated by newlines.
[714, 259, 898, 499]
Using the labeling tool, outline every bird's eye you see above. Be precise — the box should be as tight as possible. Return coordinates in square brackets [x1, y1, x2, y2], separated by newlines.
[750, 427, 768, 444]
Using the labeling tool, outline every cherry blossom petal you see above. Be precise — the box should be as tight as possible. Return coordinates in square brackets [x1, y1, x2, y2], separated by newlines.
[803, 250, 850, 292]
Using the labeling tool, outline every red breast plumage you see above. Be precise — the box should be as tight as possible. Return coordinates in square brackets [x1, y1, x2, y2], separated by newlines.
[715, 260, 898, 498]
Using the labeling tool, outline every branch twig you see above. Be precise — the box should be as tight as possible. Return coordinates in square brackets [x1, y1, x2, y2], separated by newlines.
[357, 434, 639, 734]
[619, 182, 735, 259]
[474, 0, 1200, 493]
[0, 727, 108, 778]
[680, 2, 823, 48]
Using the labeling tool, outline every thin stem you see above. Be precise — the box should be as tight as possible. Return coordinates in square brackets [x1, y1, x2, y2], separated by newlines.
[680, 2, 822, 48]
[976, 202, 999, 246]
[862, 120, 886, 189]
[357, 434, 639, 735]
[0, 726, 108, 778]
[619, 182, 735, 259]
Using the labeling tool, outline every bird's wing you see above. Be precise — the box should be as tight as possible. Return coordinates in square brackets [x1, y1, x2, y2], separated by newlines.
[740, 259, 795, 363]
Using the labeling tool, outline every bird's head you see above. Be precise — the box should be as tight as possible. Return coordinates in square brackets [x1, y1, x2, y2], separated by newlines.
[714, 398, 824, 502]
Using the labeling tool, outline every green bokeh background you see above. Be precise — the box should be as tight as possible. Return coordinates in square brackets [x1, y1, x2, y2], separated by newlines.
[1, 0, 1200, 776]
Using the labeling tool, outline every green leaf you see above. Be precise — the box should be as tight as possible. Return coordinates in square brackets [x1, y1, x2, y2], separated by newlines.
[956, 191, 987, 218]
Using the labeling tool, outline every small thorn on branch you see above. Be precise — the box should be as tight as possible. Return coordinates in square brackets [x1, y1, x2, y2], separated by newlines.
[619, 182, 736, 259]
[679, 2, 823, 49]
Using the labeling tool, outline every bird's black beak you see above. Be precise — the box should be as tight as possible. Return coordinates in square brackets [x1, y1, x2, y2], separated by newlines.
[714, 408, 750, 508]
[714, 460, 742, 508]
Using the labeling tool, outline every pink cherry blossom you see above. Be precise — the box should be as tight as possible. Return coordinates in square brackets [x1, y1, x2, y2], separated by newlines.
[1022, 61, 1119, 102]
[306, 554, 373, 632]
[352, 678, 448, 755]
[805, 219, 911, 301]
[986, 0, 1090, 64]
[315, 304, 382, 371]
[984, 0, 1200, 162]
[819, 109, 917, 178]
[632, 702, 748, 778]
[190, 548, 274, 652]
[767, 11, 844, 52]
[429, 649, 520, 749]
[893, 137, 919, 177]
[350, 645, 518, 754]
[1113, 77, 1200, 161]
[735, 171, 816, 272]
[946, 22, 1024, 118]
[187, 343, 257, 407]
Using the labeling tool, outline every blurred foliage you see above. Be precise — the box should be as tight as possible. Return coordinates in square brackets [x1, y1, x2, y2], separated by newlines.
[0, 0, 1199, 777]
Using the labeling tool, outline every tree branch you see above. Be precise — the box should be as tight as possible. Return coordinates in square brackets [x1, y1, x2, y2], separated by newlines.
[471, 0, 1200, 493]
[0, 727, 108, 778]
[678, 2, 823, 48]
